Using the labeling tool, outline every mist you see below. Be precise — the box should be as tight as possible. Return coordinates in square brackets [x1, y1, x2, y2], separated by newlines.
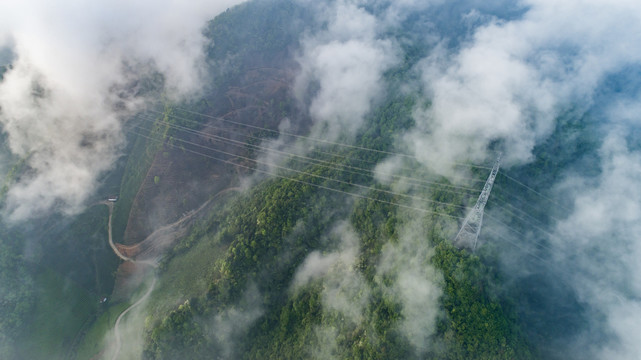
[406, 0, 641, 174]
[262, 0, 641, 358]
[291, 216, 442, 357]
[0, 0, 247, 221]
[398, 0, 641, 358]
[294, 0, 411, 143]
[549, 131, 641, 359]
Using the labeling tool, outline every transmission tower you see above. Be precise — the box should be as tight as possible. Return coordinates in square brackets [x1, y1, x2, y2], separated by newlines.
[453, 153, 501, 251]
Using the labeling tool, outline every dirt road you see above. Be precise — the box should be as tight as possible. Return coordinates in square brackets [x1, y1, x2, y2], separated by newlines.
[110, 276, 156, 360]
[102, 187, 240, 359]
[104, 202, 133, 262]
[103, 201, 156, 360]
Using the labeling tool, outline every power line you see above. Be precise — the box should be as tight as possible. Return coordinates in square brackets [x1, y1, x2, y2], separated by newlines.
[161, 107, 497, 171]
[126, 126, 467, 221]
[136, 108, 573, 259]
[146, 111, 574, 232]
[156, 104, 575, 220]
[143, 110, 488, 185]
[130, 121, 473, 211]
[128, 117, 574, 270]
[492, 190, 558, 221]
[483, 212, 556, 254]
[134, 113, 485, 195]
[498, 172, 572, 213]
[482, 226, 551, 264]
[168, 107, 573, 214]
[490, 195, 558, 229]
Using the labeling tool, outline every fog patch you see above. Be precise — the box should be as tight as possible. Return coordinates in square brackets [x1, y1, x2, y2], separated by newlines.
[407, 0, 641, 176]
[102, 273, 156, 360]
[376, 214, 443, 354]
[0, 0, 247, 221]
[292, 221, 359, 289]
[551, 130, 641, 359]
[292, 213, 443, 356]
[293, 222, 369, 323]
[294, 0, 399, 142]
[208, 283, 264, 359]
[310, 326, 340, 360]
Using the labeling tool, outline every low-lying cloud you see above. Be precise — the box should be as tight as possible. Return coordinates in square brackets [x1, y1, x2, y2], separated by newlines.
[0, 0, 247, 221]
[292, 217, 442, 357]
[552, 131, 641, 359]
[407, 0, 641, 175]
[208, 283, 264, 359]
[397, 1, 641, 358]
[294, 0, 400, 142]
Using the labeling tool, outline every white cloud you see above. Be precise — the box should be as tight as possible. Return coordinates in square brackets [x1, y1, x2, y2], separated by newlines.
[408, 0, 641, 175]
[400, 1, 641, 357]
[376, 216, 442, 354]
[552, 130, 641, 359]
[0, 0, 247, 220]
[294, 0, 399, 142]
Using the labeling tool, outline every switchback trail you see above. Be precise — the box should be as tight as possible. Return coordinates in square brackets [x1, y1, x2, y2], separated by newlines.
[110, 276, 157, 360]
[113, 187, 240, 261]
[102, 201, 156, 359]
[102, 187, 240, 359]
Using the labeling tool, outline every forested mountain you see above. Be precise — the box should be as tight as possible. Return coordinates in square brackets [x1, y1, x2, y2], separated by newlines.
[0, 0, 640, 359]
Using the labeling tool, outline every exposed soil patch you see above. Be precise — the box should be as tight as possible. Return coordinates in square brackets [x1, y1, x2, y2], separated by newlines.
[121, 65, 302, 246]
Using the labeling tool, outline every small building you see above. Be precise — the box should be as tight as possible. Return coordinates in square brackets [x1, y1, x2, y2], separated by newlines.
[107, 195, 119, 202]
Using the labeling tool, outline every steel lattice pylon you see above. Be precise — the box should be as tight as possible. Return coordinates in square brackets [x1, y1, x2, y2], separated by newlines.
[453, 154, 501, 251]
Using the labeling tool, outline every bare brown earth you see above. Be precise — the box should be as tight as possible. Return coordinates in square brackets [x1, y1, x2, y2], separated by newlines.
[122, 66, 300, 246]
[95, 36, 307, 360]
[111, 55, 307, 302]
[110, 68, 298, 302]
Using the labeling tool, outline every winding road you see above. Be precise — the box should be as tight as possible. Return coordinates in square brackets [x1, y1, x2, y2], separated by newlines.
[104, 202, 133, 262]
[110, 277, 156, 360]
[103, 201, 157, 360]
[102, 187, 240, 359]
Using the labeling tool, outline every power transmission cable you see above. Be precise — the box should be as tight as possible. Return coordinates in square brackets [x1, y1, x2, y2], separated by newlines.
[129, 121, 472, 211]
[490, 195, 560, 229]
[482, 226, 552, 264]
[492, 190, 559, 220]
[136, 109, 573, 257]
[159, 105, 572, 216]
[126, 127, 467, 221]
[158, 106, 497, 171]
[168, 106, 572, 213]
[134, 113, 485, 195]
[155, 120, 570, 254]
[142, 109, 488, 185]
[483, 212, 556, 254]
[135, 113, 567, 245]
[498, 172, 572, 213]
[129, 118, 569, 265]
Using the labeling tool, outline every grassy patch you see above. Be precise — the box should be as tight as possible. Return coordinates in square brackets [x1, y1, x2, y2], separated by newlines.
[16, 269, 97, 360]
[147, 233, 228, 318]
[144, 190, 237, 318]
[74, 302, 130, 360]
[111, 129, 158, 244]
